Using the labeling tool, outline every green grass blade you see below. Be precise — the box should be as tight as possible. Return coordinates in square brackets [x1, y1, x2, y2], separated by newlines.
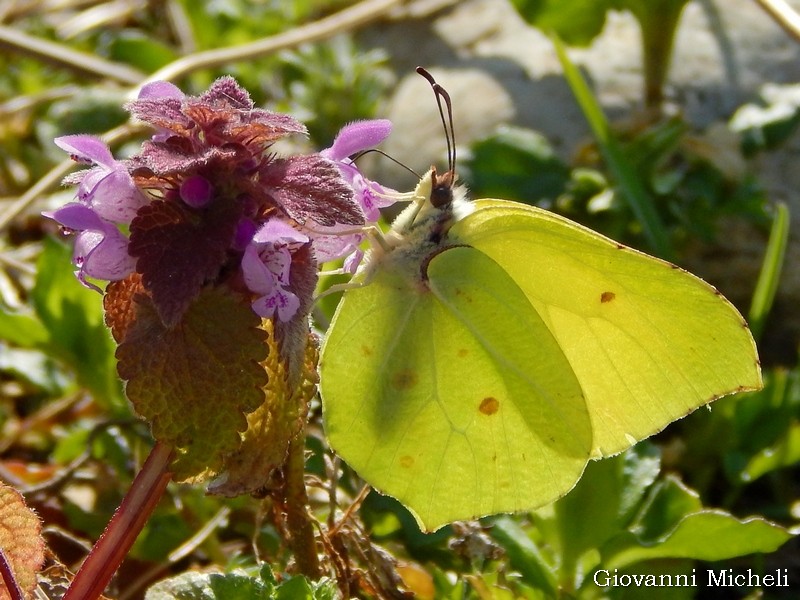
[552, 34, 674, 259]
[748, 202, 789, 342]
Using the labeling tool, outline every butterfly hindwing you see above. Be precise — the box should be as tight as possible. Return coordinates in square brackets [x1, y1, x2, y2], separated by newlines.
[320, 243, 591, 530]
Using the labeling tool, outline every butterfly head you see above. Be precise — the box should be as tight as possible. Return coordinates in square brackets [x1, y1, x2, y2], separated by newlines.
[429, 166, 455, 208]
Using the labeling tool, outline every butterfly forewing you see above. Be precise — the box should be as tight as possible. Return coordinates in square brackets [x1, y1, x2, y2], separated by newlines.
[451, 199, 762, 457]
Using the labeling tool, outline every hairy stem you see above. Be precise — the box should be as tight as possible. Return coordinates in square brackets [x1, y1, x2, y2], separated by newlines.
[63, 441, 174, 600]
[282, 432, 320, 578]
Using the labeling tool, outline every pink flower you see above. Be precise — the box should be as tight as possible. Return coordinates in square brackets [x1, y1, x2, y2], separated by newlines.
[242, 219, 310, 322]
[44, 203, 136, 290]
[48, 77, 387, 327]
[54, 135, 146, 224]
[322, 119, 395, 222]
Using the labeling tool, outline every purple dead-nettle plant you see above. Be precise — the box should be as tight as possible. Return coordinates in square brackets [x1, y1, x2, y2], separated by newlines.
[47, 77, 393, 330]
[40, 77, 401, 597]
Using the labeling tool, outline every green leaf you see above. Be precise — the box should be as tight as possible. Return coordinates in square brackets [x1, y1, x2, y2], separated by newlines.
[0, 311, 48, 347]
[731, 83, 800, 153]
[742, 422, 800, 482]
[489, 517, 558, 595]
[616, 0, 691, 107]
[748, 202, 789, 342]
[630, 476, 702, 540]
[145, 569, 271, 600]
[108, 30, 177, 71]
[144, 565, 336, 600]
[30, 237, 125, 410]
[605, 498, 793, 569]
[510, 0, 613, 46]
[555, 444, 661, 573]
[0, 346, 67, 393]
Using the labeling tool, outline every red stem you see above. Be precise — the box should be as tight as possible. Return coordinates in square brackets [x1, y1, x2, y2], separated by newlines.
[0, 548, 24, 600]
[64, 441, 174, 600]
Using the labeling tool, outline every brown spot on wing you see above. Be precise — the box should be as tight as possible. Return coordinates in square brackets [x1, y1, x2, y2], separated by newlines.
[479, 397, 500, 415]
[392, 369, 418, 390]
[600, 291, 615, 303]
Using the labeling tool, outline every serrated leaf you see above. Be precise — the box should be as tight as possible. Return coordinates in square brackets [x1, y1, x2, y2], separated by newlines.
[143, 565, 335, 600]
[144, 569, 268, 600]
[209, 321, 318, 496]
[128, 198, 242, 327]
[114, 286, 268, 481]
[0, 483, 45, 599]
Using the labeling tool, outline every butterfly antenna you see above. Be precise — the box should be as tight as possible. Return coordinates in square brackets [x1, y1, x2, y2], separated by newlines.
[416, 67, 456, 175]
[416, 67, 457, 208]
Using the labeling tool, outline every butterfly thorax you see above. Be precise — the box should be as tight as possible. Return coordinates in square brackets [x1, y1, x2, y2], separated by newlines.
[360, 168, 473, 289]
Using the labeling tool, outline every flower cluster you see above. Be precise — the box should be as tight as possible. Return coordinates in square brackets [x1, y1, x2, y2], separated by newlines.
[47, 77, 392, 327]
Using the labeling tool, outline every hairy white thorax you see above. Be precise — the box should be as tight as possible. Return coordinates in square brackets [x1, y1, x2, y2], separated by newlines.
[358, 168, 474, 287]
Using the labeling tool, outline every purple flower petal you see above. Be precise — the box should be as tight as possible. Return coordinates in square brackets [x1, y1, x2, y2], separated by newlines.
[241, 243, 276, 296]
[251, 286, 300, 322]
[319, 122, 397, 224]
[138, 81, 185, 100]
[351, 171, 395, 222]
[45, 203, 135, 288]
[307, 229, 363, 263]
[252, 219, 309, 246]
[89, 168, 147, 223]
[55, 135, 114, 167]
[45, 202, 105, 230]
[76, 227, 136, 281]
[322, 119, 392, 161]
[55, 135, 147, 224]
[241, 219, 309, 322]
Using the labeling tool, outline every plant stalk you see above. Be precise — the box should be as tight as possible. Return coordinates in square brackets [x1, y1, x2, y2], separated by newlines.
[282, 432, 320, 578]
[63, 441, 174, 600]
